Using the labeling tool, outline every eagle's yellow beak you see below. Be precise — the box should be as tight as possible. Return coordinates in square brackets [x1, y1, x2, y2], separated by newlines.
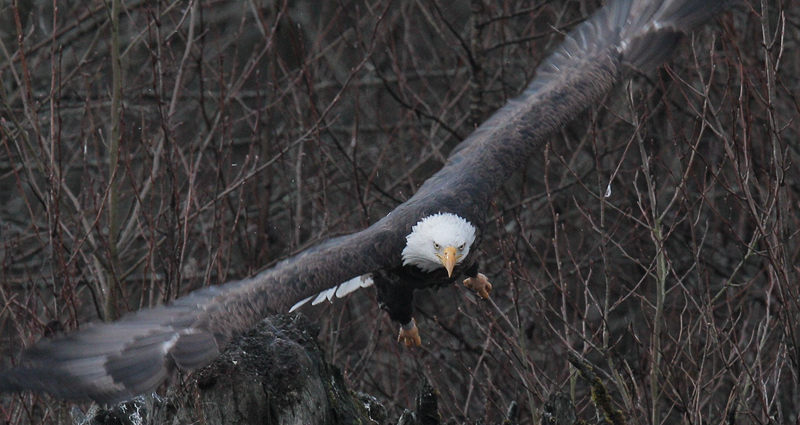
[439, 246, 459, 277]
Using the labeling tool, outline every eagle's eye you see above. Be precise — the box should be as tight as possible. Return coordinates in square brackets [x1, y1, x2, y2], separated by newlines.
[458, 243, 465, 251]
[433, 242, 440, 250]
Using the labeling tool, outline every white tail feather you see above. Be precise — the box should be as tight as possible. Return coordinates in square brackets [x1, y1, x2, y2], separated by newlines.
[288, 274, 374, 312]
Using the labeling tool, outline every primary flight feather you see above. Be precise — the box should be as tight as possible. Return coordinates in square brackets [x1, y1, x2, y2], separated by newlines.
[0, 0, 731, 404]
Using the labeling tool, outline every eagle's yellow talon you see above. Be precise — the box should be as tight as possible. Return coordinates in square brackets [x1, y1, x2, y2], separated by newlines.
[397, 319, 422, 347]
[463, 273, 492, 299]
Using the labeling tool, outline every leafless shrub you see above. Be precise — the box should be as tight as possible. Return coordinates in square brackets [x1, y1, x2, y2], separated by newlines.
[0, 1, 796, 424]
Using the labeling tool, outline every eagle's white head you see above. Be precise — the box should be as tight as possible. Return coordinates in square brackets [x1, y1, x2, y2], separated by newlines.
[401, 213, 477, 275]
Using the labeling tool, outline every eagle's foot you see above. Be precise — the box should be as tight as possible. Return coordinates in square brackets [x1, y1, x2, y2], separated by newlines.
[397, 318, 421, 347]
[463, 273, 492, 299]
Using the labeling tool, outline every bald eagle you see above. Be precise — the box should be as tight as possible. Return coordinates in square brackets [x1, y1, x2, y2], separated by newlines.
[290, 212, 490, 346]
[0, 0, 730, 404]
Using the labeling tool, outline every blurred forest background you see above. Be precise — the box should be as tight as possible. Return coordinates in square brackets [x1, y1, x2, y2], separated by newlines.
[0, 0, 798, 424]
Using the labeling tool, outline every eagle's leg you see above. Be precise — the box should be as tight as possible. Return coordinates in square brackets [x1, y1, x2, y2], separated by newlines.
[397, 318, 422, 347]
[375, 272, 422, 347]
[463, 273, 492, 299]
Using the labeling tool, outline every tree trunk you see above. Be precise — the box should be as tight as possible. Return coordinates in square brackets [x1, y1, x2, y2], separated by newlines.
[85, 315, 385, 425]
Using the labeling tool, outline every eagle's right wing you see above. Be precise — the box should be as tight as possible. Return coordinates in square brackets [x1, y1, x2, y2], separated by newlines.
[0, 220, 404, 404]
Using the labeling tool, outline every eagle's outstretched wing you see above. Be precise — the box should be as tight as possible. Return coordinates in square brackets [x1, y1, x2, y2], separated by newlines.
[412, 0, 732, 206]
[0, 0, 729, 404]
[0, 224, 405, 404]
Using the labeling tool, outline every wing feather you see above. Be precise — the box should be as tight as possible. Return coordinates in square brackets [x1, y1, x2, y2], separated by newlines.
[312, 287, 338, 306]
[170, 331, 220, 370]
[336, 274, 374, 298]
[289, 274, 376, 312]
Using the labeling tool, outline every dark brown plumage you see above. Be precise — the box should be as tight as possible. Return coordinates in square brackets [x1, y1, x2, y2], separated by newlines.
[0, 0, 731, 404]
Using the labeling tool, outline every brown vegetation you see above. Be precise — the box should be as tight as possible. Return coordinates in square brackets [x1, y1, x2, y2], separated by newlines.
[0, 0, 797, 423]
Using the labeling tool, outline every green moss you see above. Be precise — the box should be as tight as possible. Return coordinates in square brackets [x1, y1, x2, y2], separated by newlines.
[568, 353, 627, 425]
[589, 377, 626, 425]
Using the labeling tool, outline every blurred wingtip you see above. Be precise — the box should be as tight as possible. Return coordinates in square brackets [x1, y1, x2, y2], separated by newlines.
[0, 305, 220, 404]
